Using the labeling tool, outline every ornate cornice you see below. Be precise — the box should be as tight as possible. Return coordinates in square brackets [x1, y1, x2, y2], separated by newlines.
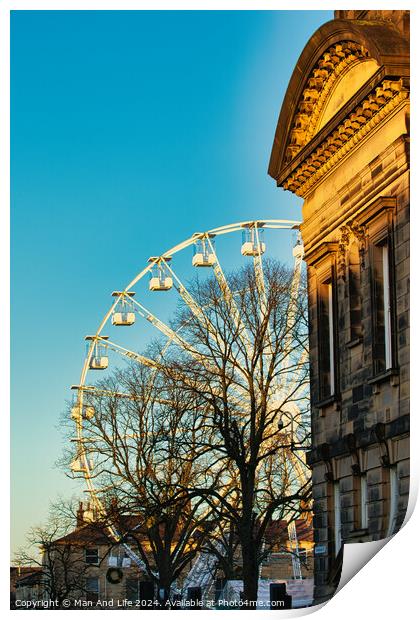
[285, 41, 371, 164]
[304, 242, 339, 267]
[283, 77, 409, 197]
[269, 18, 410, 187]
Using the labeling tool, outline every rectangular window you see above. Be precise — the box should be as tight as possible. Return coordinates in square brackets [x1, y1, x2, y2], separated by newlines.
[328, 284, 335, 391]
[318, 280, 335, 400]
[86, 577, 99, 602]
[360, 475, 368, 530]
[85, 548, 99, 565]
[334, 482, 341, 556]
[372, 240, 392, 374]
[387, 466, 399, 536]
[383, 245, 392, 369]
[348, 244, 362, 340]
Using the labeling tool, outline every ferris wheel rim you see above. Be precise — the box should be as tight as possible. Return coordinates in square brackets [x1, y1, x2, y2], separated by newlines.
[71, 218, 305, 557]
[78, 218, 301, 388]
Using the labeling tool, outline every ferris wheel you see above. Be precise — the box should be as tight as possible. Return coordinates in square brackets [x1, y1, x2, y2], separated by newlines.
[69, 219, 310, 574]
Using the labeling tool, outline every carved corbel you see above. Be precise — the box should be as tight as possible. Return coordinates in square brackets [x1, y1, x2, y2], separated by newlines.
[320, 442, 334, 482]
[338, 225, 351, 280]
[348, 219, 367, 268]
[344, 433, 362, 476]
[372, 423, 391, 468]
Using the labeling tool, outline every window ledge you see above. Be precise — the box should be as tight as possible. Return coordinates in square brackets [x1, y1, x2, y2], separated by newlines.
[345, 529, 371, 544]
[346, 336, 363, 349]
[367, 368, 399, 387]
[314, 395, 340, 410]
[347, 528, 369, 537]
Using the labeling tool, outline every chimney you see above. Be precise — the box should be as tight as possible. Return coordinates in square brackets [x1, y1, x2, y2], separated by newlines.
[76, 501, 85, 527]
[76, 501, 97, 527]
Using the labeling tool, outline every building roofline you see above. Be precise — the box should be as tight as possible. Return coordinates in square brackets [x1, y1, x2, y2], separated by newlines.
[268, 17, 409, 186]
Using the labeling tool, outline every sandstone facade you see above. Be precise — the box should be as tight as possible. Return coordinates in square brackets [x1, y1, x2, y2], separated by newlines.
[269, 10, 409, 604]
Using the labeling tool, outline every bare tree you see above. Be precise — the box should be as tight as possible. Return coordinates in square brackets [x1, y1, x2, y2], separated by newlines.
[67, 364, 218, 605]
[199, 503, 241, 582]
[14, 504, 96, 607]
[62, 258, 310, 606]
[154, 259, 311, 604]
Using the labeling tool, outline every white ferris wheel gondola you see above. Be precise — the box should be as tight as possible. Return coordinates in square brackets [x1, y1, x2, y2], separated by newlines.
[148, 256, 173, 291]
[192, 233, 216, 267]
[111, 291, 136, 326]
[86, 335, 109, 370]
[241, 222, 266, 256]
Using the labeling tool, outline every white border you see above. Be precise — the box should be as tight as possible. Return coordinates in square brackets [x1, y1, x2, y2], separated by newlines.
[3, 2, 417, 618]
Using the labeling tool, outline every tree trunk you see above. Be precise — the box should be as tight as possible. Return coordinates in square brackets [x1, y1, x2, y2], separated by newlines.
[240, 476, 259, 607]
[156, 555, 174, 609]
[157, 576, 172, 609]
[241, 538, 259, 607]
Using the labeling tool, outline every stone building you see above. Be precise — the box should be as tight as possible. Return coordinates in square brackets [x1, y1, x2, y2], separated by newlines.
[13, 502, 315, 609]
[268, 10, 409, 604]
[47, 513, 151, 607]
[11, 567, 43, 608]
[14, 569, 44, 607]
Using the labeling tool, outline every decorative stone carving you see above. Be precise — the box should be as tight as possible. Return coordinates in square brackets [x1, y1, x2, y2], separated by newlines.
[338, 225, 351, 280]
[348, 219, 367, 268]
[337, 220, 367, 280]
[283, 78, 409, 196]
[285, 41, 371, 164]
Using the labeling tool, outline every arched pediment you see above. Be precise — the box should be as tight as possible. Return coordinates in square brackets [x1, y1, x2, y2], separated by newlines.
[268, 18, 409, 193]
[313, 57, 380, 133]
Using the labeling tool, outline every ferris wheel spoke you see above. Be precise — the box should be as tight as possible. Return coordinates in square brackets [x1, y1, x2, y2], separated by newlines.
[288, 449, 310, 484]
[206, 235, 254, 358]
[249, 224, 277, 363]
[271, 330, 308, 384]
[280, 364, 310, 399]
[279, 235, 305, 376]
[129, 296, 220, 373]
[95, 337, 160, 370]
[72, 384, 180, 408]
[162, 259, 221, 343]
[275, 348, 309, 399]
[252, 225, 268, 310]
[82, 482, 126, 496]
[73, 466, 147, 569]
[149, 260, 250, 387]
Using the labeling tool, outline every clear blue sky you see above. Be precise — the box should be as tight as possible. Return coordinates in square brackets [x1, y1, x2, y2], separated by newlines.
[11, 9, 332, 555]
